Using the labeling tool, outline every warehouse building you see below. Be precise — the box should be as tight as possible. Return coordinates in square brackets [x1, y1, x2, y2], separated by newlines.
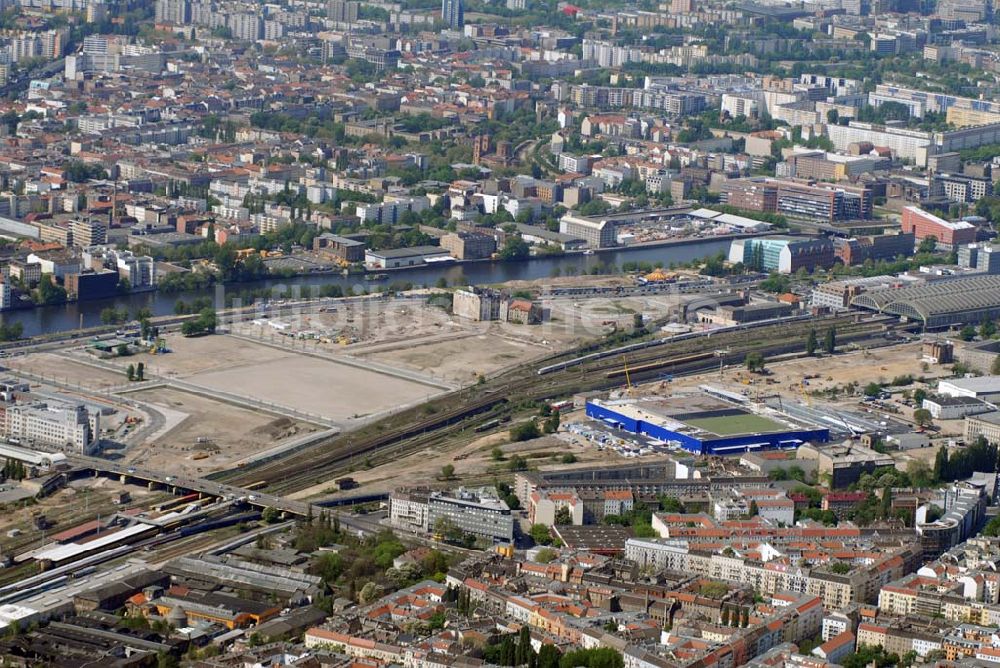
[938, 376, 1000, 402]
[162, 556, 322, 606]
[559, 214, 616, 249]
[850, 274, 1000, 329]
[364, 245, 452, 268]
[585, 395, 829, 455]
[921, 395, 992, 420]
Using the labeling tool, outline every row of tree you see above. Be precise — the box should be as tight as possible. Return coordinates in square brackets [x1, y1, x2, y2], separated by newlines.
[933, 438, 998, 483]
[2, 458, 26, 480]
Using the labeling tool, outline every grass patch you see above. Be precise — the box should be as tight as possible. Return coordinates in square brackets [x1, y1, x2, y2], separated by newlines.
[684, 413, 785, 436]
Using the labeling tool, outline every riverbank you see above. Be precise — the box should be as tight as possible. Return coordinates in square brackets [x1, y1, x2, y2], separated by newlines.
[0, 236, 735, 338]
[364, 231, 757, 276]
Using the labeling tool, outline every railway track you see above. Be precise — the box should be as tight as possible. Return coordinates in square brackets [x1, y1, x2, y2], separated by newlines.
[146, 531, 231, 564]
[221, 313, 906, 495]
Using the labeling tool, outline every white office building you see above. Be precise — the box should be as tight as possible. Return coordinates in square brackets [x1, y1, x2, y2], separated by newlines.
[5, 400, 100, 455]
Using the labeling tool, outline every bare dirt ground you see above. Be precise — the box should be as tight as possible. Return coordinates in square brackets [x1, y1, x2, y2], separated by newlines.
[361, 329, 542, 384]
[544, 294, 684, 335]
[5, 353, 127, 389]
[661, 342, 948, 398]
[290, 423, 627, 501]
[127, 386, 319, 475]
[189, 355, 436, 421]
[101, 334, 291, 379]
[230, 299, 458, 350]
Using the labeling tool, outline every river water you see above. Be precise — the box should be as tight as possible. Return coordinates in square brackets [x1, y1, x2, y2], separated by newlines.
[1, 238, 732, 338]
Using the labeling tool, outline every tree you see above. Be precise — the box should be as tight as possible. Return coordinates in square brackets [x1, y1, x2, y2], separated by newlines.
[116, 343, 129, 357]
[181, 308, 218, 336]
[960, 324, 977, 341]
[507, 455, 528, 471]
[538, 644, 562, 668]
[440, 464, 455, 480]
[554, 505, 573, 525]
[864, 382, 882, 397]
[136, 362, 145, 381]
[918, 235, 938, 254]
[35, 275, 67, 305]
[907, 459, 934, 488]
[126, 364, 135, 381]
[880, 488, 892, 519]
[740, 608, 749, 627]
[745, 352, 765, 373]
[824, 327, 837, 354]
[529, 523, 553, 545]
[659, 495, 684, 512]
[913, 388, 927, 405]
[262, 506, 280, 523]
[982, 318, 998, 340]
[933, 446, 949, 482]
[510, 421, 540, 442]
[748, 500, 759, 517]
[543, 413, 560, 434]
[914, 408, 933, 427]
[359, 582, 384, 604]
[806, 329, 817, 355]
[491, 447, 505, 461]
[498, 237, 530, 261]
[720, 607, 730, 626]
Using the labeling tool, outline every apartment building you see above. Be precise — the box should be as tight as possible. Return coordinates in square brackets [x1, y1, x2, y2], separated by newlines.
[440, 231, 496, 260]
[624, 538, 920, 610]
[934, 174, 993, 204]
[355, 196, 429, 225]
[69, 217, 108, 248]
[721, 178, 872, 221]
[958, 243, 1000, 274]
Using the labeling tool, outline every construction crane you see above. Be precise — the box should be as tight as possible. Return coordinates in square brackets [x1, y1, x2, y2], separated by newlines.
[622, 355, 634, 395]
[831, 409, 862, 438]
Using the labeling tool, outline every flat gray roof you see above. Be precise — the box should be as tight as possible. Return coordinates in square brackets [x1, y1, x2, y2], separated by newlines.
[367, 245, 447, 259]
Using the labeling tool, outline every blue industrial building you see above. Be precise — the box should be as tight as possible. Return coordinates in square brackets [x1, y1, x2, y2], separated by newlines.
[585, 399, 830, 455]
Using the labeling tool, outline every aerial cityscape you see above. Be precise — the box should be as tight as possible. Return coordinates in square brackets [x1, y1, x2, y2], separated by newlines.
[5, 0, 1000, 664]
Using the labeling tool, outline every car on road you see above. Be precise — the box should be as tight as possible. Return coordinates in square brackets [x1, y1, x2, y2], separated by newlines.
[127, 467, 136, 473]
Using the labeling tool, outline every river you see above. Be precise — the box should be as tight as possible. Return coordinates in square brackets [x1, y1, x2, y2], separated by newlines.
[0, 238, 733, 338]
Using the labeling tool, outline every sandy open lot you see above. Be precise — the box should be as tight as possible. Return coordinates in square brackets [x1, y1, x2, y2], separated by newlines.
[663, 342, 946, 397]
[290, 419, 625, 501]
[189, 355, 436, 421]
[545, 294, 684, 335]
[230, 298, 458, 350]
[5, 352, 127, 390]
[110, 333, 292, 378]
[362, 330, 544, 384]
[128, 386, 319, 475]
